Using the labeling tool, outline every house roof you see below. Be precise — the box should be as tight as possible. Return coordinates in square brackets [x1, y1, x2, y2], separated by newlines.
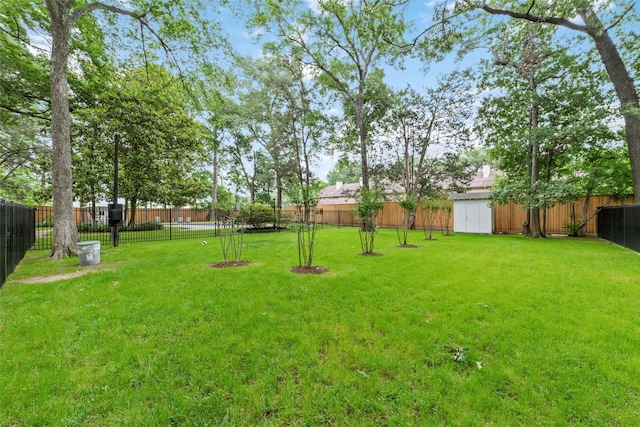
[319, 164, 502, 205]
[447, 163, 502, 201]
[468, 164, 502, 191]
[317, 181, 405, 205]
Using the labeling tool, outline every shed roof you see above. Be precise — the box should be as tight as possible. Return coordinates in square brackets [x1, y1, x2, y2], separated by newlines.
[448, 191, 492, 201]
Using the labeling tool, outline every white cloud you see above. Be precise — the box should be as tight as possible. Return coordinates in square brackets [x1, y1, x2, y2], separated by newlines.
[305, 0, 322, 14]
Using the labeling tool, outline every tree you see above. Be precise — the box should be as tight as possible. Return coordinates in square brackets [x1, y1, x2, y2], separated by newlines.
[0, 7, 51, 123]
[0, 119, 50, 204]
[562, 145, 632, 236]
[9, 0, 222, 258]
[326, 157, 361, 185]
[381, 72, 474, 245]
[476, 22, 619, 237]
[466, 0, 640, 203]
[72, 65, 208, 226]
[0, 6, 52, 204]
[277, 56, 327, 268]
[233, 55, 299, 210]
[249, 0, 409, 207]
[70, 63, 116, 225]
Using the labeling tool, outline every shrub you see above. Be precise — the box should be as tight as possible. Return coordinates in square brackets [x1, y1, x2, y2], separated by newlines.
[237, 204, 277, 229]
[122, 222, 163, 232]
[76, 222, 163, 233]
[77, 223, 110, 233]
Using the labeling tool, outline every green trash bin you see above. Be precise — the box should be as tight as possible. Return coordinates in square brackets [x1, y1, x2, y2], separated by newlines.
[78, 240, 100, 266]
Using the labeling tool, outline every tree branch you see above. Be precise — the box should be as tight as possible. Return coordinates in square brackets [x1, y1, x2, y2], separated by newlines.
[604, 2, 636, 32]
[70, 2, 181, 72]
[0, 104, 51, 121]
[480, 3, 591, 35]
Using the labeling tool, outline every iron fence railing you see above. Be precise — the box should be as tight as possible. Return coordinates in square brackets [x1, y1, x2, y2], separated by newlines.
[31, 206, 295, 251]
[33, 206, 226, 251]
[1, 200, 36, 287]
[597, 204, 640, 253]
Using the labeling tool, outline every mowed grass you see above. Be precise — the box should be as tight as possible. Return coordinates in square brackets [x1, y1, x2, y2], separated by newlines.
[1, 228, 640, 426]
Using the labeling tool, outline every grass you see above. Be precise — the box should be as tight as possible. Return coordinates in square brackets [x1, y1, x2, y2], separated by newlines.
[2, 228, 640, 425]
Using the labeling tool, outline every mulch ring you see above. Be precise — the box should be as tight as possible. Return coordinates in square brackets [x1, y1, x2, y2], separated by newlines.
[291, 266, 328, 274]
[211, 261, 251, 268]
[358, 252, 383, 256]
[398, 244, 420, 248]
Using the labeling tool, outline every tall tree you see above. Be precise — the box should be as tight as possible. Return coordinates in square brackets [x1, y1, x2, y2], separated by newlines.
[463, 0, 640, 202]
[382, 71, 474, 244]
[476, 23, 619, 236]
[0, 4, 52, 204]
[249, 0, 409, 198]
[9, 0, 222, 258]
[72, 65, 208, 226]
[233, 56, 298, 209]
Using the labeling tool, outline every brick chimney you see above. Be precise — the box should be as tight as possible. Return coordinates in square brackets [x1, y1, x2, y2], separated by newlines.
[482, 162, 491, 178]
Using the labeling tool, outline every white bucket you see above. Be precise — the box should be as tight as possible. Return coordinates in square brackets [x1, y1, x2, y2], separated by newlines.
[78, 240, 101, 266]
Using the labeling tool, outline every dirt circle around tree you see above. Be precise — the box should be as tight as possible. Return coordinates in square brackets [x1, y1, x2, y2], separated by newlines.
[358, 252, 383, 257]
[291, 266, 328, 274]
[210, 261, 252, 269]
[398, 244, 420, 248]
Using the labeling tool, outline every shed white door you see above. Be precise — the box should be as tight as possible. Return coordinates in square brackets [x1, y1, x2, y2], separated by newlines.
[453, 200, 493, 234]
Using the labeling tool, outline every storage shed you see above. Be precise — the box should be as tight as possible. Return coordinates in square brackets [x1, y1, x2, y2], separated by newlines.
[449, 191, 494, 234]
[448, 163, 500, 234]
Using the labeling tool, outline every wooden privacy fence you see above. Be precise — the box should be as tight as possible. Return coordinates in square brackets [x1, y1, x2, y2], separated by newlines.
[493, 195, 634, 235]
[285, 195, 634, 235]
[284, 202, 454, 230]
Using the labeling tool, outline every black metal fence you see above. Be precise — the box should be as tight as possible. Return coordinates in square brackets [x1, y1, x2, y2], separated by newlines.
[32, 205, 227, 251]
[598, 204, 640, 253]
[1, 200, 36, 287]
[32, 205, 294, 251]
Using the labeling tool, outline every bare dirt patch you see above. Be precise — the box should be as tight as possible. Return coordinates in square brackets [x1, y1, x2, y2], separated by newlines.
[211, 261, 251, 268]
[291, 266, 328, 274]
[13, 269, 93, 284]
[358, 252, 383, 256]
[398, 244, 420, 248]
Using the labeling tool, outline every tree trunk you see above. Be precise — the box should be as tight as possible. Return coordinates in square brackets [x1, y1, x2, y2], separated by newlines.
[47, 0, 79, 258]
[530, 133, 543, 238]
[528, 48, 544, 237]
[355, 88, 375, 232]
[579, 191, 592, 237]
[211, 147, 218, 222]
[356, 94, 369, 192]
[129, 197, 138, 227]
[586, 23, 640, 203]
[522, 145, 532, 236]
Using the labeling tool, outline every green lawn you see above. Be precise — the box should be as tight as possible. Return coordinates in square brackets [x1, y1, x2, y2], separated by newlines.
[2, 228, 639, 425]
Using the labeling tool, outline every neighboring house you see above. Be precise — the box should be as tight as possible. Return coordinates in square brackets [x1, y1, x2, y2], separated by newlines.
[317, 179, 405, 205]
[449, 163, 502, 234]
